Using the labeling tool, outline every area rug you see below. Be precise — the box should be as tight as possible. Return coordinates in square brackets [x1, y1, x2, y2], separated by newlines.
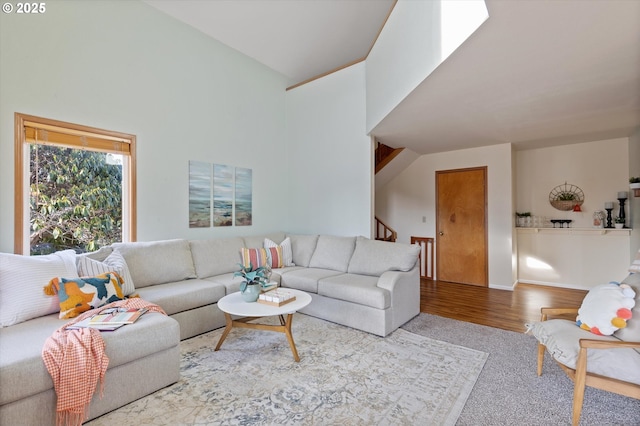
[86, 314, 488, 425]
[401, 313, 640, 426]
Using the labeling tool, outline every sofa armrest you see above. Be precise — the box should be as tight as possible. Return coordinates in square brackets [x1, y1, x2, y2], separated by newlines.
[376, 268, 418, 292]
[376, 266, 420, 332]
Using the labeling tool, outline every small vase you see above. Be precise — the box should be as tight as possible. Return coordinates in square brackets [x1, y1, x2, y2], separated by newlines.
[614, 223, 624, 229]
[241, 283, 261, 302]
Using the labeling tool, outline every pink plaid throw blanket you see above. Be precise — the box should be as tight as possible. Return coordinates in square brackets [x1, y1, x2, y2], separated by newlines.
[42, 299, 166, 426]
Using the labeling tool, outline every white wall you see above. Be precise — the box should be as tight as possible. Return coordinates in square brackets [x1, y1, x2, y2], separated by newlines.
[285, 63, 372, 237]
[515, 138, 633, 289]
[376, 143, 514, 288]
[0, 0, 289, 252]
[366, 0, 487, 133]
[629, 128, 640, 258]
[515, 138, 630, 228]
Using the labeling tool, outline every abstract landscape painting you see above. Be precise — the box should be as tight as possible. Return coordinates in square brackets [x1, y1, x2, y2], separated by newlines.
[235, 167, 252, 226]
[213, 164, 234, 227]
[188, 161, 211, 228]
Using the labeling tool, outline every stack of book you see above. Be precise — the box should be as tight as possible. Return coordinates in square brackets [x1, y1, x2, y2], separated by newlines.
[66, 307, 148, 331]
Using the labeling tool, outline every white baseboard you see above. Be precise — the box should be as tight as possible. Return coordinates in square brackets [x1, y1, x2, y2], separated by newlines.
[516, 279, 591, 291]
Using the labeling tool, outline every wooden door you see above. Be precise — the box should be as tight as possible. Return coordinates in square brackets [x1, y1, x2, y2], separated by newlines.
[436, 167, 488, 286]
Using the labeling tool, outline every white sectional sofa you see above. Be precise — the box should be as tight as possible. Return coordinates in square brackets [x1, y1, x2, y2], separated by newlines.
[0, 232, 420, 425]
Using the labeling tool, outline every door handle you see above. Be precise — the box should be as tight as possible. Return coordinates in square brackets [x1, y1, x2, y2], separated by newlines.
[439, 231, 444, 236]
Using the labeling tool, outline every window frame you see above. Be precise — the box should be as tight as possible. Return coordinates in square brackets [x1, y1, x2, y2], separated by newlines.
[14, 113, 137, 254]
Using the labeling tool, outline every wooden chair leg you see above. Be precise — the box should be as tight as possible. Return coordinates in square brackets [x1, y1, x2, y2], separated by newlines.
[572, 347, 588, 426]
[537, 343, 546, 376]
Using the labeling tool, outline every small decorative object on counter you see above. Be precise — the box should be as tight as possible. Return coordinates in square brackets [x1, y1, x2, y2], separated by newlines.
[592, 211, 604, 228]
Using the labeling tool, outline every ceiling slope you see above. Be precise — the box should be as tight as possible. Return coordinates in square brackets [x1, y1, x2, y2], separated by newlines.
[372, 0, 640, 154]
[145, 0, 640, 155]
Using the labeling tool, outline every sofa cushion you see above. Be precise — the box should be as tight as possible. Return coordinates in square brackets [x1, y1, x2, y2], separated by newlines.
[242, 232, 286, 249]
[203, 273, 245, 294]
[77, 250, 135, 295]
[0, 250, 78, 327]
[265, 237, 295, 266]
[318, 274, 390, 310]
[615, 273, 640, 345]
[79, 245, 113, 262]
[308, 235, 356, 272]
[189, 237, 245, 278]
[0, 311, 179, 406]
[135, 279, 226, 316]
[528, 319, 640, 385]
[112, 240, 196, 288]
[280, 268, 342, 293]
[44, 273, 124, 319]
[347, 236, 420, 277]
[287, 234, 319, 267]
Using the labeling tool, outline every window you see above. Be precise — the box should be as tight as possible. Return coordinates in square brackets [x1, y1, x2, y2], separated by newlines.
[14, 113, 136, 254]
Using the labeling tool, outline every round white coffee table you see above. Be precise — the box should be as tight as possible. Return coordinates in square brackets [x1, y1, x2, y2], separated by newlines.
[214, 288, 312, 362]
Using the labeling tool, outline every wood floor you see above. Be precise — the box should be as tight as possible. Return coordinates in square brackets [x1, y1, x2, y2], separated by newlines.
[420, 279, 587, 333]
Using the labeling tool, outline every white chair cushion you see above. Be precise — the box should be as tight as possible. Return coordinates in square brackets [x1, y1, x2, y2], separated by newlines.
[528, 319, 640, 385]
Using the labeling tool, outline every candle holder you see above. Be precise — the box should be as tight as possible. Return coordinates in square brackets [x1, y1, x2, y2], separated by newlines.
[618, 198, 627, 226]
[605, 208, 614, 228]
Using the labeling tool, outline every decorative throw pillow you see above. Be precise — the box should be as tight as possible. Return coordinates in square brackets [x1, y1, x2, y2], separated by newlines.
[0, 249, 78, 327]
[44, 272, 124, 319]
[264, 237, 295, 266]
[576, 281, 636, 335]
[240, 247, 283, 270]
[77, 250, 135, 295]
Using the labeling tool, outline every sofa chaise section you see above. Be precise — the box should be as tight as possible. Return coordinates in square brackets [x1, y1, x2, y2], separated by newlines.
[0, 312, 179, 425]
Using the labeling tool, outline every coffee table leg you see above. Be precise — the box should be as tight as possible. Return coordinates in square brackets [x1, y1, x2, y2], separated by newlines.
[214, 313, 234, 351]
[283, 313, 300, 362]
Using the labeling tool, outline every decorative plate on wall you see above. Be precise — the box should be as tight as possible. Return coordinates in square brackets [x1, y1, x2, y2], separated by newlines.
[549, 182, 584, 211]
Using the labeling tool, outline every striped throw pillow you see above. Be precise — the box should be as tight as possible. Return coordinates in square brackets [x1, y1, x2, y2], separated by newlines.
[0, 250, 78, 327]
[77, 250, 135, 296]
[240, 247, 283, 270]
[264, 237, 294, 266]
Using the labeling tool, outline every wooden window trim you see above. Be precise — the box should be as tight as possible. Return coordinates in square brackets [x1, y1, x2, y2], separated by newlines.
[14, 113, 137, 254]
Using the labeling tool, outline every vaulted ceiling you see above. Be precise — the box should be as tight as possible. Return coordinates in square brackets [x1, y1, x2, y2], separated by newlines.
[145, 0, 640, 155]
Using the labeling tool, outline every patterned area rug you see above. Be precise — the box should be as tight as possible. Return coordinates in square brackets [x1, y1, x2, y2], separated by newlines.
[86, 314, 488, 425]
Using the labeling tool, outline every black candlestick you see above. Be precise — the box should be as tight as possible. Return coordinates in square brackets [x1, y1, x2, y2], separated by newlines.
[618, 198, 627, 226]
[605, 208, 614, 228]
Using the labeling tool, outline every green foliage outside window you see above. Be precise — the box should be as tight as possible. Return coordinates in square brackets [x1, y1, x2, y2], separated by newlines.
[30, 145, 122, 255]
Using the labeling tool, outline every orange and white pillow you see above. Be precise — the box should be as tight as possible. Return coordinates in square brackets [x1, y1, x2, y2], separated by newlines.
[44, 272, 124, 319]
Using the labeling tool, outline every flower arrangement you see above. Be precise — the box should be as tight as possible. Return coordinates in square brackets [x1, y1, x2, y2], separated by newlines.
[615, 216, 625, 224]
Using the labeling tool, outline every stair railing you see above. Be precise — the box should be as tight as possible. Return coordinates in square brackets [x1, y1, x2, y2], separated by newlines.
[375, 216, 397, 242]
[411, 236, 434, 280]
